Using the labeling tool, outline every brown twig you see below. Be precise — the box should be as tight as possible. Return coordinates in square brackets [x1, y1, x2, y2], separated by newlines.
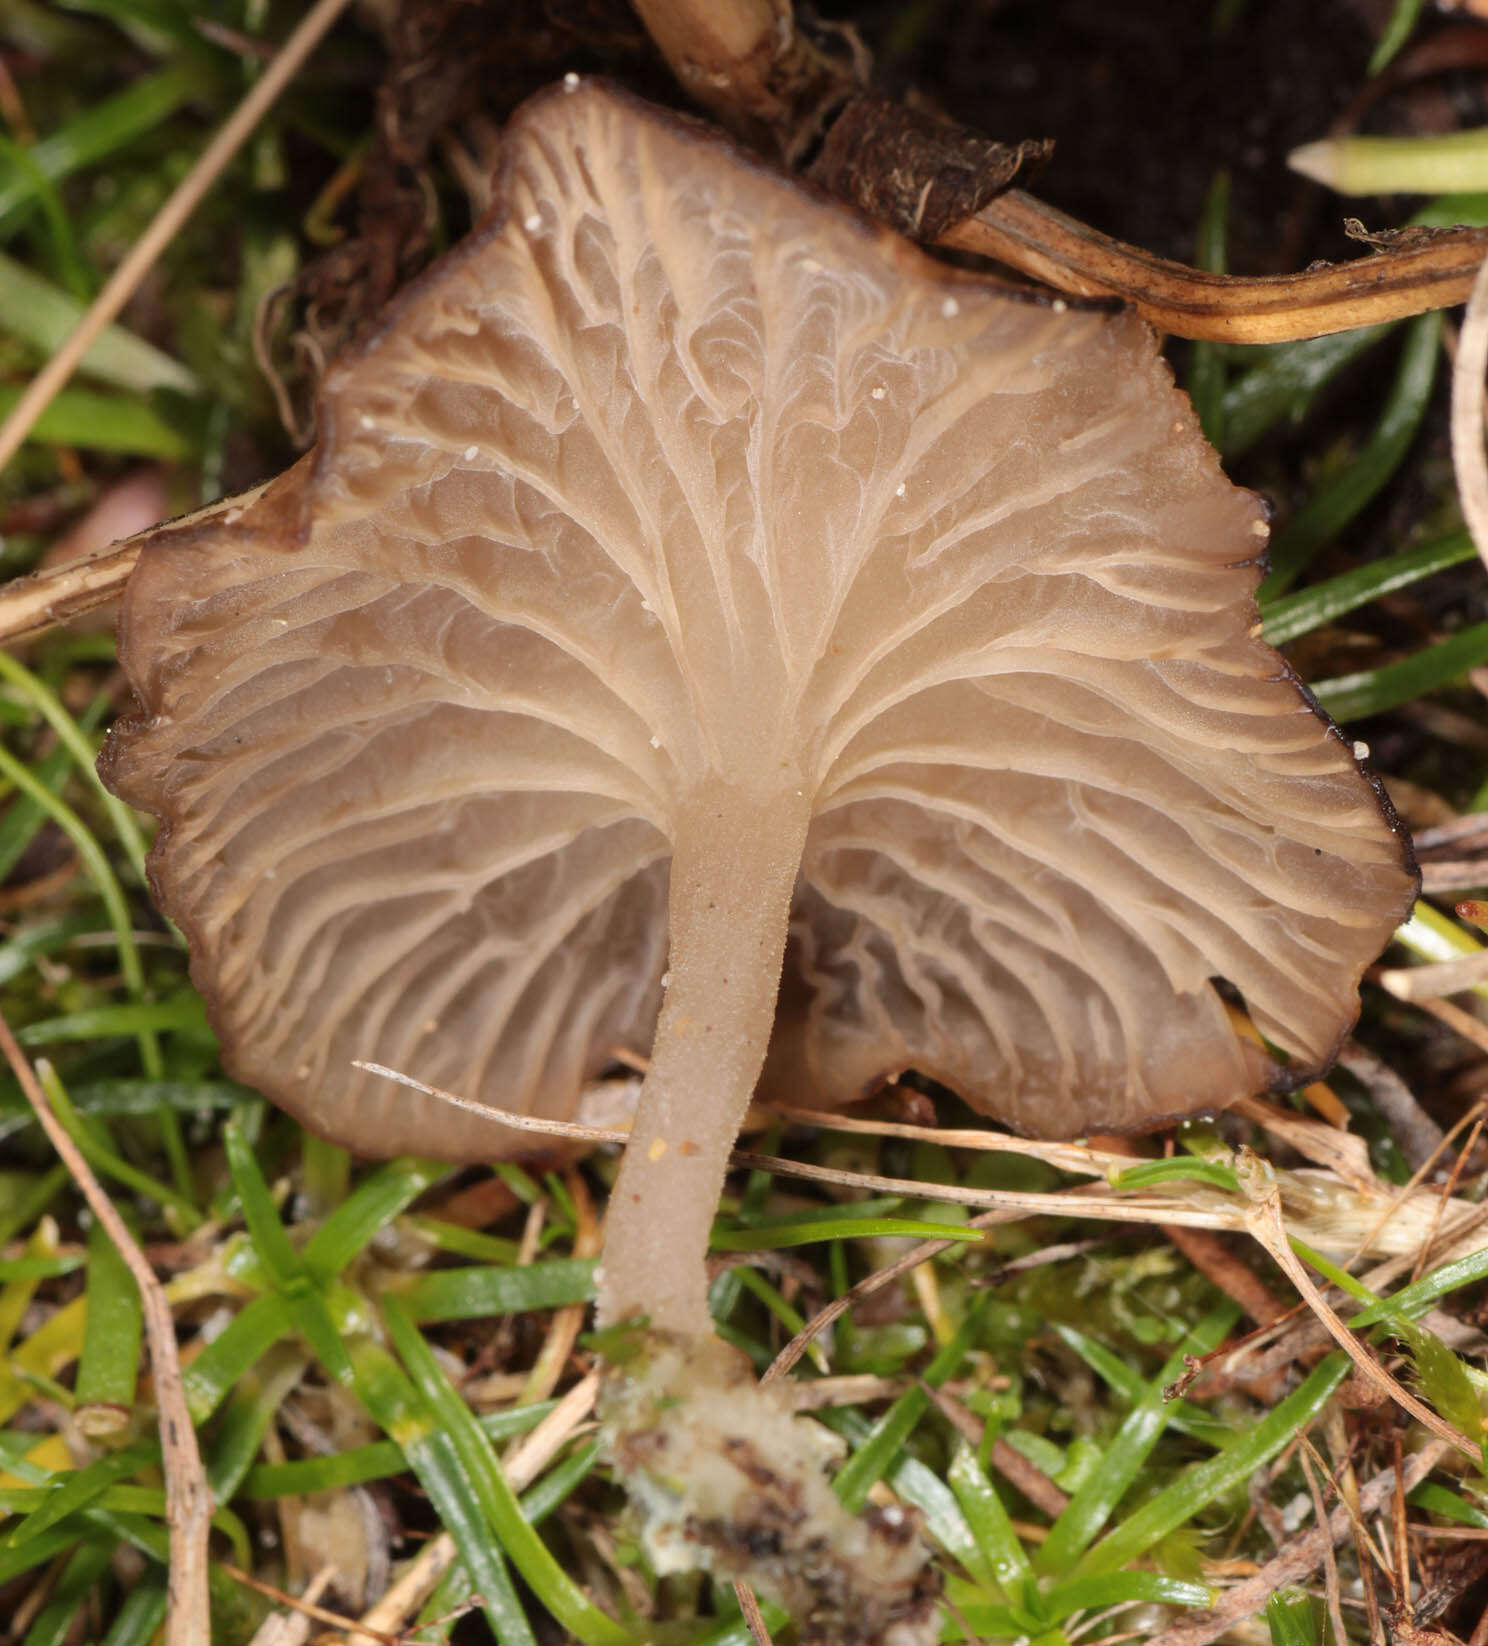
[0, 1020, 212, 1646]
[628, 0, 852, 164]
[941, 192, 1488, 343]
[1299, 1440, 1348, 1646]
[346, 1534, 459, 1645]
[1392, 1431, 1414, 1605]
[224, 1565, 400, 1645]
[245, 1564, 339, 1646]
[733, 1580, 775, 1646]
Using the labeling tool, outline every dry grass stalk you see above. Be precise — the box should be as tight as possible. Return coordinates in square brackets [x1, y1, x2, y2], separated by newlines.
[0, 1015, 212, 1646]
[1299, 1441, 1349, 1646]
[244, 1564, 338, 1646]
[502, 1370, 602, 1488]
[944, 194, 1488, 343]
[345, 1374, 600, 1643]
[1242, 1184, 1477, 1462]
[1147, 1442, 1452, 1646]
[222, 1564, 401, 1645]
[733, 1580, 776, 1646]
[517, 1169, 601, 1406]
[345, 1535, 460, 1646]
[0, 0, 358, 476]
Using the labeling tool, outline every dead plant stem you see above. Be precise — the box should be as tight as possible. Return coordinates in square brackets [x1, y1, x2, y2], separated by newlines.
[1146, 1442, 1451, 1646]
[0, 0, 357, 476]
[0, 1021, 211, 1646]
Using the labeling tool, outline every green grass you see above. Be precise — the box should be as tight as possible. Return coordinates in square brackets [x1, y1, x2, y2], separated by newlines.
[3, 2, 1488, 1642]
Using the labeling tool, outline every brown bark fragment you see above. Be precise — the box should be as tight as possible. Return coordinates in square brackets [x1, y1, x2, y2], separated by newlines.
[809, 93, 1051, 243]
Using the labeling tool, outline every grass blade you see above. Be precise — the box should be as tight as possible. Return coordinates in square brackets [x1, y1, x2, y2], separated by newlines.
[348, 1331, 539, 1646]
[238, 1398, 557, 1498]
[0, 742, 160, 1077]
[75, 1211, 143, 1422]
[834, 1298, 986, 1513]
[1045, 1571, 1211, 1622]
[381, 1295, 631, 1646]
[20, 1536, 116, 1646]
[1260, 529, 1478, 646]
[948, 1441, 1033, 1604]
[392, 1257, 597, 1322]
[1074, 1354, 1350, 1577]
[0, 64, 199, 222]
[0, 248, 199, 394]
[221, 1122, 353, 1386]
[180, 1291, 293, 1426]
[1037, 1300, 1241, 1576]
[99, 1573, 169, 1646]
[0, 650, 151, 885]
[0, 383, 193, 457]
[303, 1156, 449, 1281]
[1259, 309, 1442, 600]
[1187, 171, 1230, 447]
[1220, 324, 1391, 460]
[1311, 620, 1488, 720]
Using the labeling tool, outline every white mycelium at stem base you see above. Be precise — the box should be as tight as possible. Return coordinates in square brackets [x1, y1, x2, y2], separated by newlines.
[597, 779, 810, 1337]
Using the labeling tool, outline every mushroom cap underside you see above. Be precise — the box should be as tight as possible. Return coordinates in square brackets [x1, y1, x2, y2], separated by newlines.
[99, 80, 1417, 1160]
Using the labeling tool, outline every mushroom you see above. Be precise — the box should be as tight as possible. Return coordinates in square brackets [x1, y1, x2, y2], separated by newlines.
[98, 79, 1416, 1630]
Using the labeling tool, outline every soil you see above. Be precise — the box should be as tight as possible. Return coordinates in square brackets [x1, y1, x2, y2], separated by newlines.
[871, 0, 1377, 274]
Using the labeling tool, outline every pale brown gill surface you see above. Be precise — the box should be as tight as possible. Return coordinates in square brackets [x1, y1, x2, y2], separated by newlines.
[99, 81, 1415, 1340]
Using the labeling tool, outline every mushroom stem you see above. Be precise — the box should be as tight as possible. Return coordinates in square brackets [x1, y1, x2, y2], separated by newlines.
[597, 778, 811, 1337]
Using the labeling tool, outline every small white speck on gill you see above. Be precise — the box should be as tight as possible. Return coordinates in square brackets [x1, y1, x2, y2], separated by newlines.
[464, 444, 479, 461]
[941, 297, 960, 318]
[1051, 298, 1068, 314]
[523, 213, 542, 233]
[871, 386, 886, 401]
[1353, 741, 1370, 761]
